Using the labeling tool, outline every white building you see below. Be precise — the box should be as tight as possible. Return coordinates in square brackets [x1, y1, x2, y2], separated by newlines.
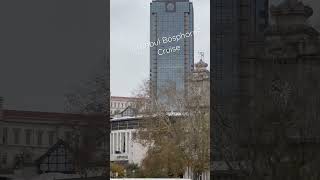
[110, 116, 147, 165]
[110, 96, 148, 117]
[110, 96, 138, 115]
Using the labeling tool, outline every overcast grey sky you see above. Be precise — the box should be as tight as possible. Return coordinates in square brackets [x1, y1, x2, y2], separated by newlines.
[110, 0, 319, 97]
[0, 0, 107, 112]
[110, 0, 210, 97]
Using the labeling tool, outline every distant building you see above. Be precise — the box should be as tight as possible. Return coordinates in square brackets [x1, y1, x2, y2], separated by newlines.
[110, 116, 147, 166]
[256, 0, 320, 136]
[0, 98, 107, 175]
[211, 0, 269, 118]
[150, 0, 194, 104]
[211, 0, 270, 168]
[113, 106, 138, 119]
[189, 57, 210, 108]
[110, 96, 142, 116]
[214, 0, 320, 179]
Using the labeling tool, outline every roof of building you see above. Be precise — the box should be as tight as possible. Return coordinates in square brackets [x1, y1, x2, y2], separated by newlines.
[110, 96, 142, 100]
[2, 110, 105, 122]
[271, 0, 313, 18]
[110, 111, 185, 122]
[62, 176, 106, 180]
[195, 59, 208, 69]
[110, 116, 142, 122]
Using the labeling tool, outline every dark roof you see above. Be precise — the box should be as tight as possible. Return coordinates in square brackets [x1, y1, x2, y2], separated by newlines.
[58, 176, 106, 180]
[3, 110, 104, 122]
[111, 96, 143, 100]
[271, 0, 313, 18]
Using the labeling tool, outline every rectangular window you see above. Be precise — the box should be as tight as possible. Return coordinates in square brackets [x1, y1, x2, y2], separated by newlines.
[118, 133, 120, 152]
[37, 131, 43, 145]
[127, 132, 130, 153]
[115, 133, 119, 154]
[122, 132, 126, 153]
[48, 131, 55, 146]
[114, 133, 117, 154]
[25, 129, 32, 145]
[1, 152, 7, 165]
[110, 133, 113, 154]
[2, 127, 8, 144]
[13, 128, 21, 144]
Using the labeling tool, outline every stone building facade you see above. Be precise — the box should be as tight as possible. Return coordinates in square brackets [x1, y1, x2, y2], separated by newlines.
[110, 116, 147, 166]
[246, 0, 320, 138]
[0, 98, 107, 173]
[213, 0, 320, 179]
[236, 0, 320, 178]
[110, 96, 147, 117]
[110, 96, 137, 116]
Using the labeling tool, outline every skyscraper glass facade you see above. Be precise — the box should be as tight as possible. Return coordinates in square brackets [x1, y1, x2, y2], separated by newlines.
[212, 0, 268, 114]
[150, 0, 194, 102]
[211, 0, 269, 162]
[212, 0, 239, 116]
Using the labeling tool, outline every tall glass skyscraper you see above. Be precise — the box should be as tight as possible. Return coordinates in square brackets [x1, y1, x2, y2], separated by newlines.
[211, 0, 269, 166]
[150, 0, 194, 104]
[212, 0, 268, 118]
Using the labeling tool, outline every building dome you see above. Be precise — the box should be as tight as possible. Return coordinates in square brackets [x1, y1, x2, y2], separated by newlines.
[271, 0, 313, 18]
[195, 59, 208, 71]
[264, 0, 320, 57]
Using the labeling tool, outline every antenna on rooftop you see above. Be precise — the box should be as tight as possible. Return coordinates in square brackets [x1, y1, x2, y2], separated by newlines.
[198, 51, 205, 61]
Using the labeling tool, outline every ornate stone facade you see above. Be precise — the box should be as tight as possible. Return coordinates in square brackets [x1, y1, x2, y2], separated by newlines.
[0, 99, 107, 173]
[189, 58, 210, 108]
[254, 0, 320, 137]
[235, 0, 320, 178]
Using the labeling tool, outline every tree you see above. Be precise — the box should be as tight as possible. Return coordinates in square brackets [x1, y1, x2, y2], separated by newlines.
[65, 72, 108, 113]
[110, 162, 125, 178]
[64, 72, 109, 177]
[212, 76, 320, 180]
[126, 163, 143, 178]
[14, 149, 34, 169]
[245, 78, 320, 180]
[133, 78, 210, 178]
